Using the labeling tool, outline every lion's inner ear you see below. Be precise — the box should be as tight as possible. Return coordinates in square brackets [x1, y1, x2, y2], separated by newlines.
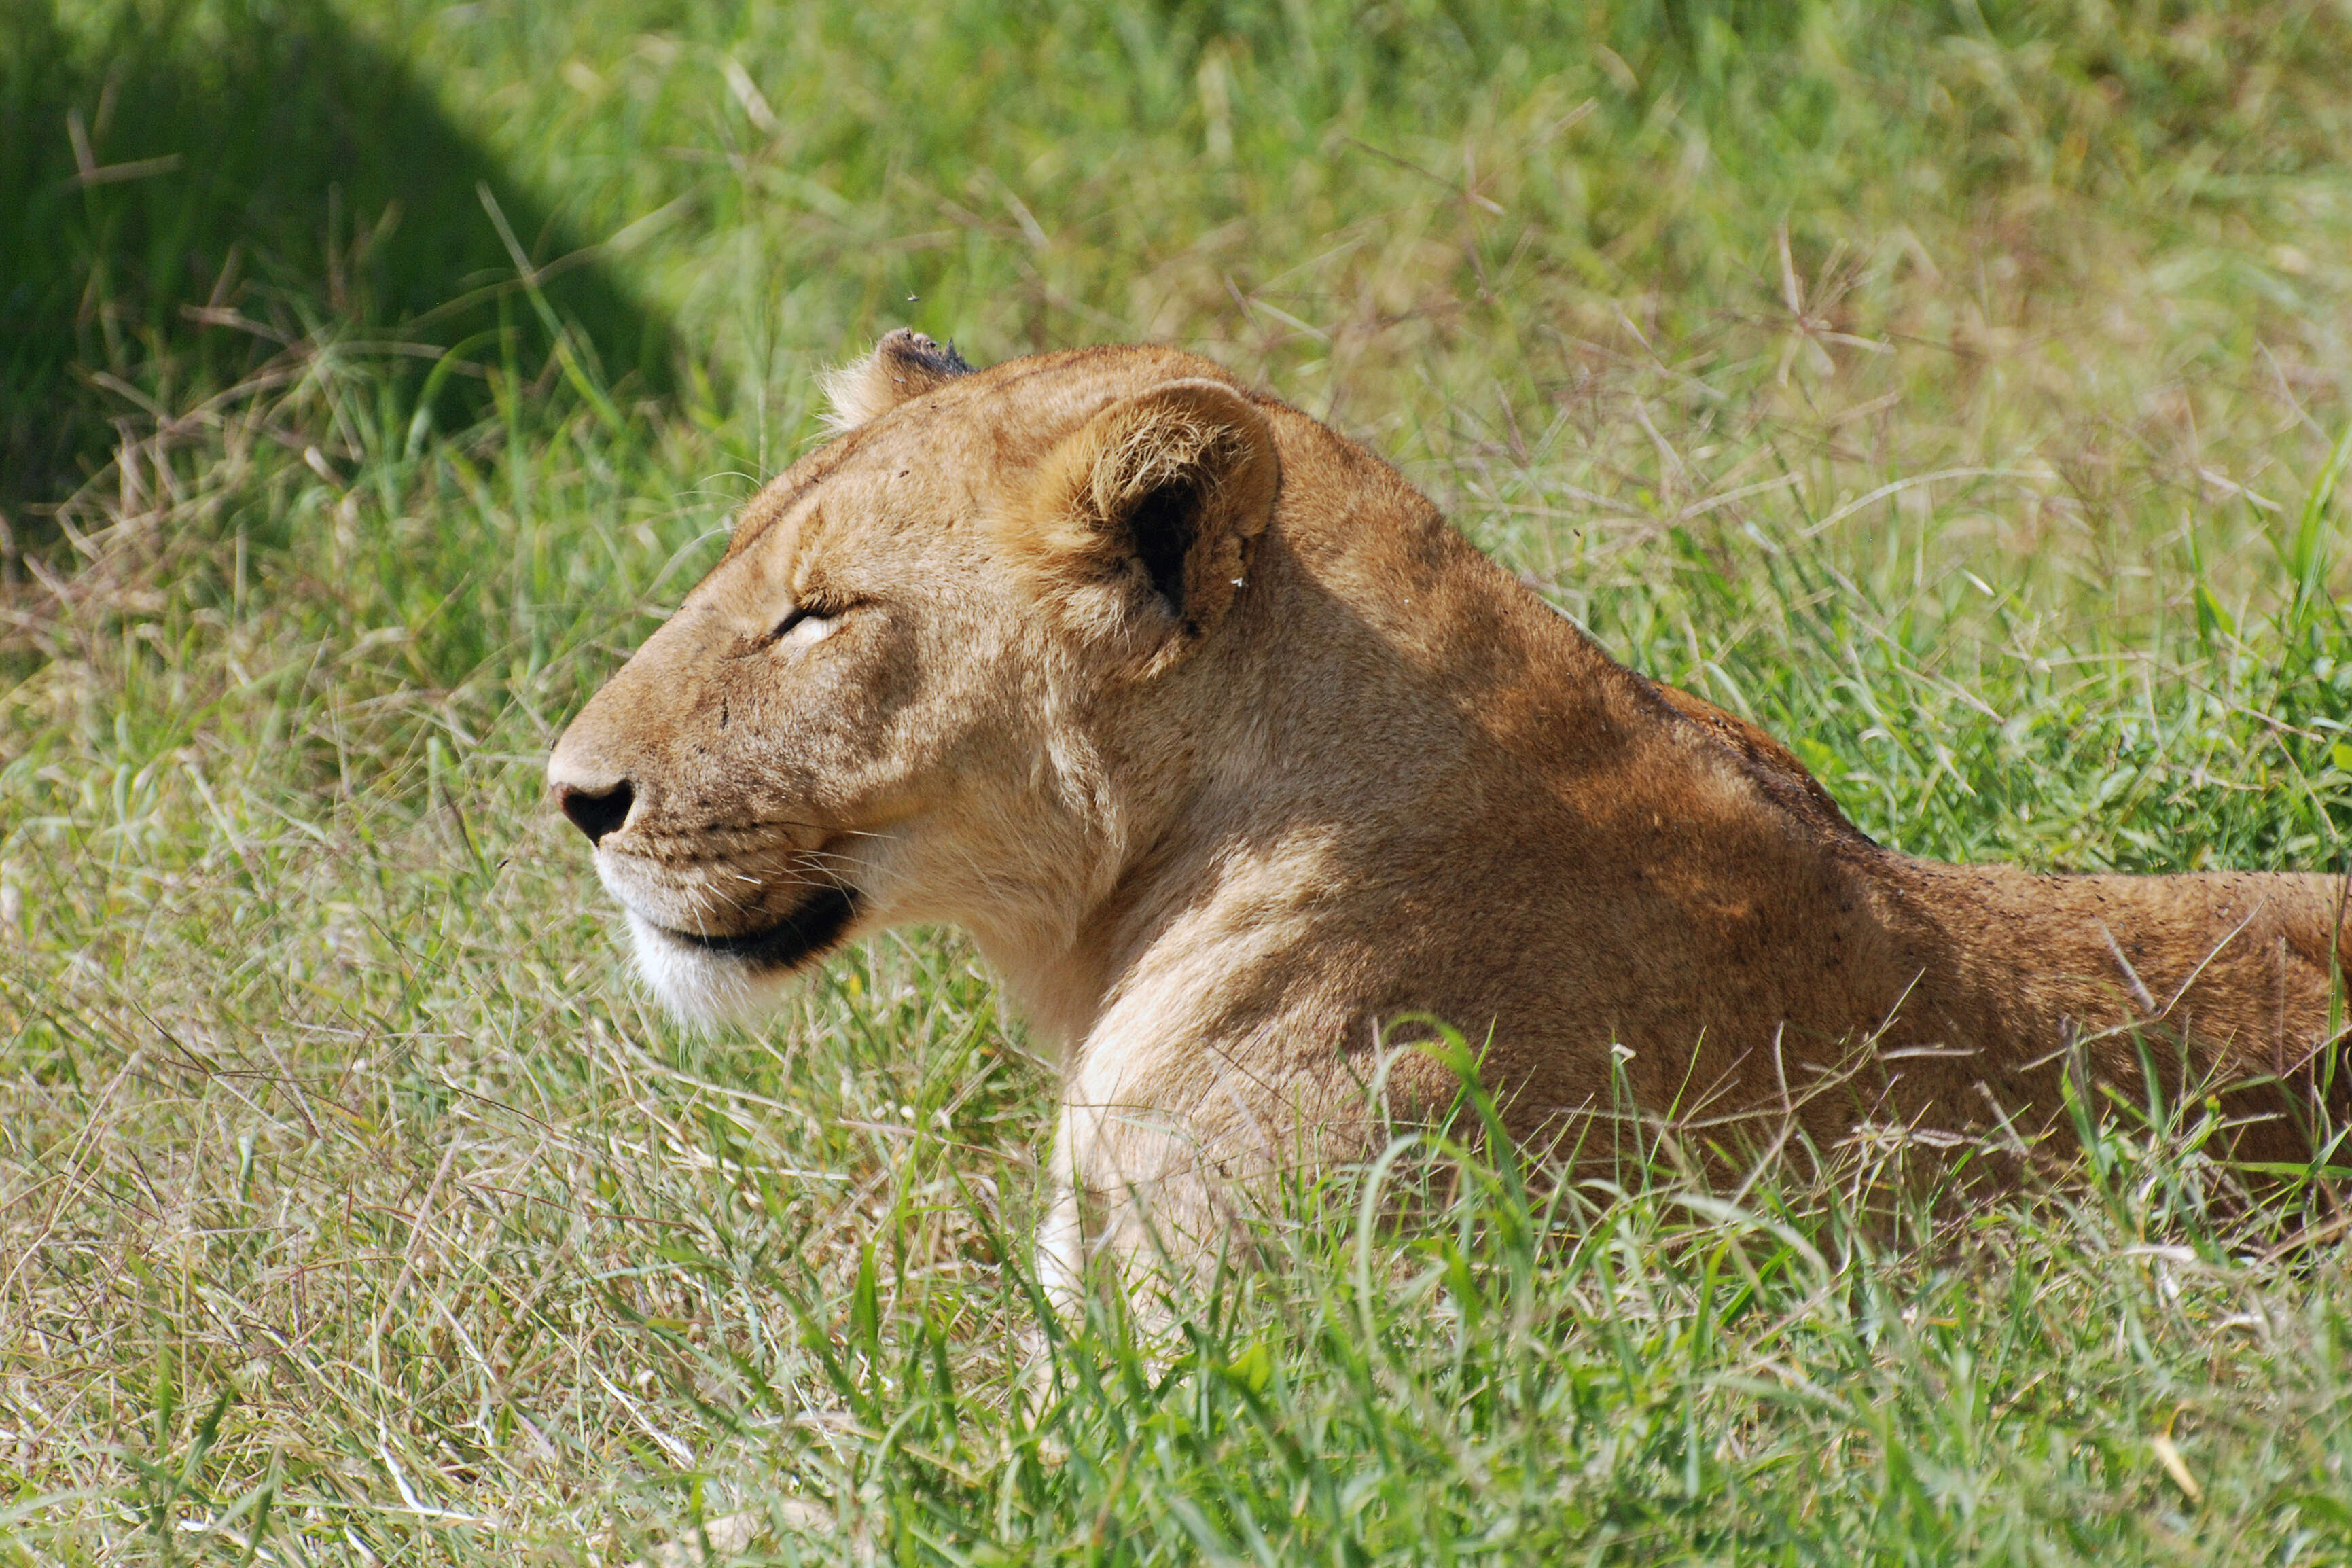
[820, 328, 975, 430]
[1124, 474, 1208, 616]
[1017, 378, 1279, 645]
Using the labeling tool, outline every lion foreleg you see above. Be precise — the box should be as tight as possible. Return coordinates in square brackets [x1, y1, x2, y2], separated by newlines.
[1038, 1085, 1259, 1319]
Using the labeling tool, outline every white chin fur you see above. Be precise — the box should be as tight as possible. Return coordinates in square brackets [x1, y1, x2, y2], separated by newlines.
[624, 911, 804, 1028]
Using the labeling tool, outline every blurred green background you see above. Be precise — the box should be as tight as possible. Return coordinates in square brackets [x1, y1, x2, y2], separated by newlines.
[15, 0, 2346, 532]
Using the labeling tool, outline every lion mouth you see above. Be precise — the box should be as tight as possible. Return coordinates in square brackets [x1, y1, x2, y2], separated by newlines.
[654, 884, 863, 973]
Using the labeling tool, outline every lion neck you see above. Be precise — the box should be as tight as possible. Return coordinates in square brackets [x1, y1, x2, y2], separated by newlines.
[974, 455, 1849, 1069]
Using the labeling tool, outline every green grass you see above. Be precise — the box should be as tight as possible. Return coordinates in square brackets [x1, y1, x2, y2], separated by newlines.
[0, 0, 670, 528]
[7, 0, 2352, 1561]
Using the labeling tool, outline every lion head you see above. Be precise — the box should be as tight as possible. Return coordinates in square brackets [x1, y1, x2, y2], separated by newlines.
[546, 332, 1283, 1027]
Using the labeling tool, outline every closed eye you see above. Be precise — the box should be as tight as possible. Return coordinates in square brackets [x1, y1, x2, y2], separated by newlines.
[769, 604, 841, 650]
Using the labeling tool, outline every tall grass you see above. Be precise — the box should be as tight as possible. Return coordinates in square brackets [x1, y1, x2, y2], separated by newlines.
[6, 0, 2352, 1561]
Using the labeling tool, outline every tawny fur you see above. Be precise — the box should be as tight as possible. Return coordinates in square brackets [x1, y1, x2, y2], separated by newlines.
[550, 337, 2352, 1291]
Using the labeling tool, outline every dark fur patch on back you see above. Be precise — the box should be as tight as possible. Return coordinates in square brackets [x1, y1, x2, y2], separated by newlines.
[885, 330, 972, 381]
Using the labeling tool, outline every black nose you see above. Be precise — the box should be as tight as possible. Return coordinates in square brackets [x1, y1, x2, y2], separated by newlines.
[558, 779, 634, 846]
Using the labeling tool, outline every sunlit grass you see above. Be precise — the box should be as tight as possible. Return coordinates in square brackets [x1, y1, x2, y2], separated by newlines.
[7, 0, 2352, 1561]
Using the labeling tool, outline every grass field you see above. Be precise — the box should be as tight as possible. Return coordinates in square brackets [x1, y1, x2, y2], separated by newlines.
[8, 1, 2352, 1561]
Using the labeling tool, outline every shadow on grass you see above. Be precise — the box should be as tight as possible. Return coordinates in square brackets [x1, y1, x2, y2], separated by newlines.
[0, 0, 673, 537]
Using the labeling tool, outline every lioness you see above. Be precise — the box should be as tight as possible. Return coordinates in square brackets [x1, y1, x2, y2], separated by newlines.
[550, 331, 2349, 1289]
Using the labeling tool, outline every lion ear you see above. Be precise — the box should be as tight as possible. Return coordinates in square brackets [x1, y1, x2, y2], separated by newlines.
[1011, 378, 1279, 654]
[819, 328, 976, 430]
